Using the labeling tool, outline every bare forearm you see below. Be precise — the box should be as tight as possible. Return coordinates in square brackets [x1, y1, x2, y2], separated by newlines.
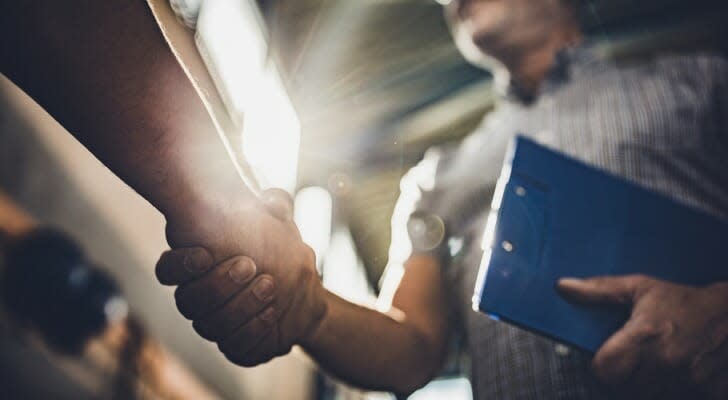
[1, 1, 248, 223]
[301, 291, 445, 395]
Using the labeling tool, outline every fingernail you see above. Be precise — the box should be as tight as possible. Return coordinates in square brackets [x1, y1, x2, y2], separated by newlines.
[253, 278, 274, 301]
[260, 306, 276, 322]
[558, 278, 583, 288]
[184, 248, 213, 272]
[228, 258, 256, 284]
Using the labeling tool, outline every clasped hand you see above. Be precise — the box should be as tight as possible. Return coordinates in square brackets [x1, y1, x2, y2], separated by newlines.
[155, 189, 327, 366]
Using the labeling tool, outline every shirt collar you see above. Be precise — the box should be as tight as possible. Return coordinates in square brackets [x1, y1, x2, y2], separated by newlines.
[499, 42, 605, 104]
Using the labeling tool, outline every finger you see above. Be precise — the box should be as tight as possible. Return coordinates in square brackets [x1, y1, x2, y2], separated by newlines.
[241, 327, 292, 367]
[193, 275, 276, 341]
[558, 275, 651, 305]
[174, 256, 257, 320]
[156, 247, 214, 285]
[592, 316, 657, 386]
[621, 359, 666, 400]
[261, 188, 294, 221]
[218, 307, 278, 366]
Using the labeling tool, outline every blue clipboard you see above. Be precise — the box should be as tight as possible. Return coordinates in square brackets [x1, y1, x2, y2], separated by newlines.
[473, 136, 728, 353]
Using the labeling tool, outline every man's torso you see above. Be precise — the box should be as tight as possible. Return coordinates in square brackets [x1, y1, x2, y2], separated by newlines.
[398, 50, 728, 399]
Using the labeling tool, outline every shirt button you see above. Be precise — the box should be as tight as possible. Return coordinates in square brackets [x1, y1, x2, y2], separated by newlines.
[554, 344, 571, 356]
[538, 130, 554, 143]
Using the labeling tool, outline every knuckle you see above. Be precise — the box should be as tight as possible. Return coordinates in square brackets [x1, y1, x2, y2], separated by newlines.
[634, 320, 660, 338]
[252, 354, 275, 366]
[174, 288, 194, 320]
[217, 340, 234, 356]
[185, 247, 213, 273]
[629, 314, 661, 338]
[210, 286, 228, 305]
[631, 274, 653, 290]
[192, 320, 217, 342]
[237, 355, 264, 368]
[155, 267, 169, 285]
[256, 305, 277, 324]
[155, 251, 173, 283]
[239, 299, 263, 319]
[305, 245, 316, 266]
[218, 343, 259, 367]
[623, 274, 643, 286]
[592, 357, 623, 385]
[659, 345, 685, 368]
[225, 305, 257, 331]
[256, 314, 274, 330]
[591, 357, 611, 382]
[238, 351, 273, 368]
[221, 349, 244, 366]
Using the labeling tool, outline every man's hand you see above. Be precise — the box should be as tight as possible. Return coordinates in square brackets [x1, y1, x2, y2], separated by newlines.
[1, 0, 327, 369]
[156, 188, 328, 366]
[558, 275, 728, 399]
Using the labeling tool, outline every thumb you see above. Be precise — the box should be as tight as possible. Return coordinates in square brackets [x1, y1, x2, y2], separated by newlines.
[261, 188, 294, 221]
[557, 275, 649, 305]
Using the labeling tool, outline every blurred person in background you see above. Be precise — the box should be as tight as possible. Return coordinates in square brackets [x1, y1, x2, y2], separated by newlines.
[0, 192, 216, 399]
[160, 0, 728, 399]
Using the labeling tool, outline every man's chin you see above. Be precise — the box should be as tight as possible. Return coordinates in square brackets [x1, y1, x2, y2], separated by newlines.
[451, 16, 509, 58]
[452, 24, 505, 73]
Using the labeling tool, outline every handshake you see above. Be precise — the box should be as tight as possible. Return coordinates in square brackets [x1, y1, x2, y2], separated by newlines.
[155, 188, 328, 366]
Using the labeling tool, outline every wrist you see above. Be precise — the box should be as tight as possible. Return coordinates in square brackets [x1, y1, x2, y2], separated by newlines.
[300, 287, 333, 349]
[163, 183, 258, 248]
